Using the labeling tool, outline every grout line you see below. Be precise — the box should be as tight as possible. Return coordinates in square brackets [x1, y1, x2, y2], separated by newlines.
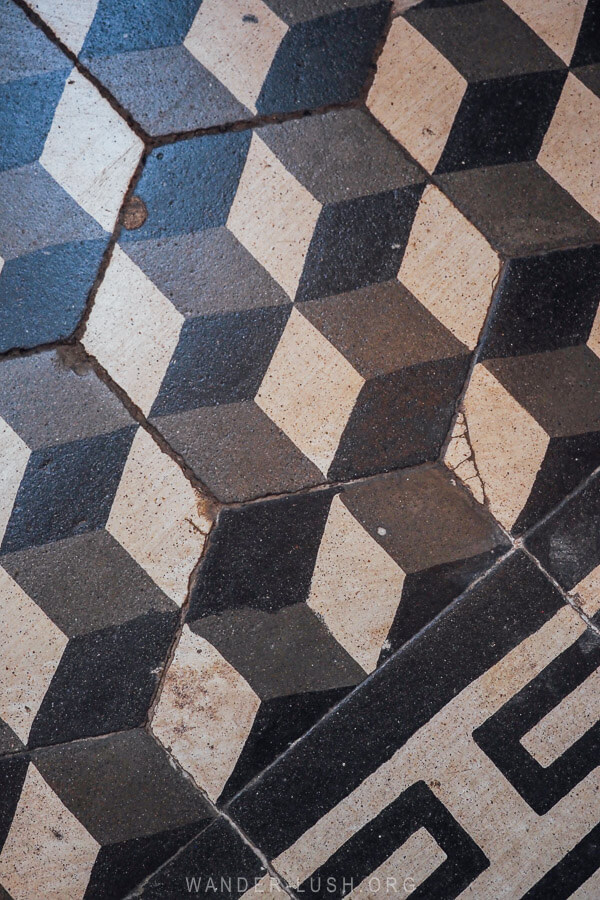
[143, 0, 395, 149]
[137, 722, 297, 899]
[355, 0, 396, 104]
[218, 811, 300, 900]
[15, 0, 397, 152]
[12, 0, 150, 141]
[218, 458, 442, 510]
[147, 97, 371, 148]
[519, 460, 600, 543]
[437, 258, 507, 473]
[519, 544, 600, 638]
[143, 514, 219, 727]
[0, 338, 71, 363]
[77, 343, 222, 513]
[0, 149, 148, 362]
[72, 153, 149, 341]
[0, 725, 140, 763]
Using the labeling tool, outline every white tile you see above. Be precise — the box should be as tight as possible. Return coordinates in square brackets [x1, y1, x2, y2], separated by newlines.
[106, 428, 210, 605]
[461, 365, 549, 530]
[227, 134, 322, 298]
[152, 626, 261, 802]
[588, 302, 600, 361]
[0, 417, 30, 547]
[0, 567, 67, 744]
[307, 496, 405, 673]
[0, 764, 99, 900]
[503, 0, 587, 64]
[255, 308, 364, 475]
[83, 246, 184, 416]
[28, 0, 100, 55]
[539, 74, 600, 222]
[40, 68, 143, 232]
[367, 17, 467, 173]
[398, 185, 499, 349]
[184, 0, 288, 114]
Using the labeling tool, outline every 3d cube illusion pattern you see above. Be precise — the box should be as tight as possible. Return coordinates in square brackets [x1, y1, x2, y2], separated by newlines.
[0, 0, 142, 352]
[1, 0, 600, 897]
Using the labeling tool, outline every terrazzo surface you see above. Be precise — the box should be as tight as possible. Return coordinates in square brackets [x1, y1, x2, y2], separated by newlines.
[1, 0, 600, 897]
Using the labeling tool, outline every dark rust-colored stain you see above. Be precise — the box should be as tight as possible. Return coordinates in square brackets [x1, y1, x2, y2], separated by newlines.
[55, 344, 92, 376]
[121, 195, 148, 230]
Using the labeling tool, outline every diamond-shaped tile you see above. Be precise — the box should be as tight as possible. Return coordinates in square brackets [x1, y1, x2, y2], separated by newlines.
[255, 308, 365, 475]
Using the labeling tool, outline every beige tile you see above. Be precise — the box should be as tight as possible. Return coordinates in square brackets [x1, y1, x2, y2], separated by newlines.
[0, 567, 67, 744]
[307, 496, 405, 673]
[367, 17, 467, 173]
[184, 0, 288, 114]
[255, 308, 365, 475]
[227, 134, 322, 298]
[572, 565, 600, 617]
[587, 302, 600, 361]
[348, 828, 446, 898]
[0, 764, 100, 900]
[106, 428, 210, 605]
[151, 626, 261, 802]
[520, 666, 600, 767]
[539, 74, 600, 222]
[398, 185, 500, 349]
[83, 246, 184, 416]
[40, 68, 143, 232]
[461, 365, 549, 530]
[503, 0, 587, 64]
[392, 0, 423, 13]
[0, 417, 30, 547]
[28, 0, 100, 54]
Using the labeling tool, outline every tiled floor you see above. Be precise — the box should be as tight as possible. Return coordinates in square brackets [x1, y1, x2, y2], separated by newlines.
[1, 0, 599, 897]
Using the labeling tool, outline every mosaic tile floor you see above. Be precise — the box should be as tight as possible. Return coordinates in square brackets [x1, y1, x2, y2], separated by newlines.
[1, 0, 599, 897]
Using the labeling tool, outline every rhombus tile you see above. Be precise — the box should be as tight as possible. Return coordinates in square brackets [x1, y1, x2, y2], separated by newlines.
[26, 0, 391, 135]
[0, 350, 211, 754]
[83, 110, 501, 501]
[149, 462, 509, 804]
[226, 552, 600, 897]
[0, 0, 142, 352]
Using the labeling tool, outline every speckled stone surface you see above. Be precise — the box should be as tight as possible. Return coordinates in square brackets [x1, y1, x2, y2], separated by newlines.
[2, 0, 600, 897]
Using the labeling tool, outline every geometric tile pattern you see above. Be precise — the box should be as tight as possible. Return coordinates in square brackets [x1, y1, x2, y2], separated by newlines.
[150, 463, 509, 802]
[26, 0, 391, 136]
[0, 350, 210, 754]
[0, 730, 215, 899]
[82, 110, 500, 501]
[3, 0, 600, 895]
[0, 0, 142, 352]
[228, 553, 600, 898]
[445, 243, 600, 532]
[369, 0, 600, 255]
